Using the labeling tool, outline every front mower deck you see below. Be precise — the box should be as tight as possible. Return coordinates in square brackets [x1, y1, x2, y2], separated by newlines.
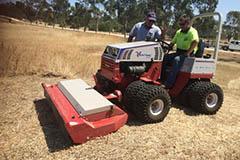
[42, 79, 128, 144]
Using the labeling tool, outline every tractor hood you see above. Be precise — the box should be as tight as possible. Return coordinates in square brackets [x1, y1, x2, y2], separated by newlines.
[108, 41, 159, 49]
[103, 41, 163, 62]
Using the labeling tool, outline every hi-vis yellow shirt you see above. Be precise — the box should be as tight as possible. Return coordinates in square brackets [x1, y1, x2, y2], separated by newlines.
[172, 27, 199, 53]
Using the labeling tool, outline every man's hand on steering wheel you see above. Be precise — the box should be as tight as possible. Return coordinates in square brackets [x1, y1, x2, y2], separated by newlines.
[158, 40, 172, 54]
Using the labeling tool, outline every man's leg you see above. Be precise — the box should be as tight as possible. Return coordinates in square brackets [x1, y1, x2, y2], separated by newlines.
[161, 53, 177, 81]
[165, 54, 186, 88]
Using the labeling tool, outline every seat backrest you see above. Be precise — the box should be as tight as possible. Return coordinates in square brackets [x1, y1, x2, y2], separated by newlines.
[195, 39, 205, 58]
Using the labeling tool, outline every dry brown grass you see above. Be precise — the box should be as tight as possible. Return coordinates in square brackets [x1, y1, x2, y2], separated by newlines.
[0, 22, 240, 160]
[0, 22, 124, 78]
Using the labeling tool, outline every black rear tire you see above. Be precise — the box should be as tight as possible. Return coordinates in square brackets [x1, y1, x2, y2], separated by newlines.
[189, 81, 223, 114]
[178, 81, 199, 107]
[134, 84, 171, 123]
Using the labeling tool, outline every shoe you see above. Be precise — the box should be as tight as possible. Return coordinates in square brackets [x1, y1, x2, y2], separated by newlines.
[160, 84, 166, 88]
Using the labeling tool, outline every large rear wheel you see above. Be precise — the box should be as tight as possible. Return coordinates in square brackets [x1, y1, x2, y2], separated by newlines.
[189, 81, 223, 114]
[178, 80, 200, 107]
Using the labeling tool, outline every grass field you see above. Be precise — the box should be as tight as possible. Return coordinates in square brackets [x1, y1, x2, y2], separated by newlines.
[0, 22, 124, 78]
[0, 21, 240, 160]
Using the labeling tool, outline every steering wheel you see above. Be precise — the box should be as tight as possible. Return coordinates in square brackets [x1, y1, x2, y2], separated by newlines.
[159, 40, 172, 54]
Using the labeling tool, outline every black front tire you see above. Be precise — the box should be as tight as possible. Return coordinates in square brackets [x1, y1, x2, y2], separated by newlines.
[189, 81, 224, 114]
[123, 80, 146, 112]
[134, 84, 171, 123]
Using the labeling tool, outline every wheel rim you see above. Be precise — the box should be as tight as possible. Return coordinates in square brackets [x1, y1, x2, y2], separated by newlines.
[149, 99, 164, 116]
[205, 93, 218, 108]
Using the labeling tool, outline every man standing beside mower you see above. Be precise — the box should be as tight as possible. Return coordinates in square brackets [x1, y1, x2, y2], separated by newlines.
[163, 14, 199, 88]
[128, 11, 162, 42]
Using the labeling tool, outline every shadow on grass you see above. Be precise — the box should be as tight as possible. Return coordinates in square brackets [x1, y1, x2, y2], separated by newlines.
[34, 99, 72, 152]
[125, 113, 146, 126]
[125, 101, 200, 126]
[172, 102, 200, 116]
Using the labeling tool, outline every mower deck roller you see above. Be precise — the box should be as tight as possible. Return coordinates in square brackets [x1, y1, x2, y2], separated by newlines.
[42, 79, 128, 144]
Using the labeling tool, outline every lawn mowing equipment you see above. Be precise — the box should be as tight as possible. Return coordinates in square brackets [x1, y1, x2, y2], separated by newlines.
[42, 12, 224, 144]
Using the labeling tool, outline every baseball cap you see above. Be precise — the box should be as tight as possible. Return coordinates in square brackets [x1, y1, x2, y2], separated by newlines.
[147, 11, 157, 21]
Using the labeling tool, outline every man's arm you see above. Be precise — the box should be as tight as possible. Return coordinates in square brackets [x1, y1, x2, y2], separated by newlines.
[169, 30, 178, 50]
[154, 27, 162, 41]
[169, 42, 175, 49]
[186, 40, 198, 56]
[128, 36, 134, 42]
[128, 23, 137, 42]
[186, 28, 199, 56]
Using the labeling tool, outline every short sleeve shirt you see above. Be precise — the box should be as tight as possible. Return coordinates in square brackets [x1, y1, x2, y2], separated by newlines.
[172, 27, 199, 53]
[129, 22, 161, 41]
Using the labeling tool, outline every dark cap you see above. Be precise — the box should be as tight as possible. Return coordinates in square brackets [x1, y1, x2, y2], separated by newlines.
[147, 11, 157, 21]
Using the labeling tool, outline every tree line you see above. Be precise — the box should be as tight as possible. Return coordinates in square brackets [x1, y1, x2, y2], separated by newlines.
[0, 0, 239, 40]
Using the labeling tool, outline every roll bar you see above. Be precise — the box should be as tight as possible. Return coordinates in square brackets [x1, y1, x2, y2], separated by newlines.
[191, 12, 223, 61]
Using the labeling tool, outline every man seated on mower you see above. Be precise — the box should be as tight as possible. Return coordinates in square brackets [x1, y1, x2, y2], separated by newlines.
[163, 14, 199, 89]
[128, 11, 162, 42]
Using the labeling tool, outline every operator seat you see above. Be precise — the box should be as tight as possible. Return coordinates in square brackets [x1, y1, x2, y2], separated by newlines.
[194, 39, 205, 58]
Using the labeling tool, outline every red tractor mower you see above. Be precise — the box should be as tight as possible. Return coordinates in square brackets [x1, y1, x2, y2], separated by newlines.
[42, 12, 224, 144]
